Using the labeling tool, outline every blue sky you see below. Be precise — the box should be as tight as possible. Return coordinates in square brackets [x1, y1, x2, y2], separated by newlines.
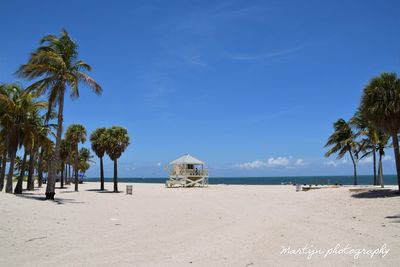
[1, 0, 400, 177]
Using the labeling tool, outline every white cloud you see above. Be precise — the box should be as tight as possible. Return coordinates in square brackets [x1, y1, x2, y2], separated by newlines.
[359, 155, 394, 164]
[236, 160, 267, 169]
[359, 157, 373, 164]
[383, 155, 394, 162]
[229, 46, 305, 62]
[235, 156, 307, 169]
[267, 157, 290, 167]
[295, 159, 308, 166]
[323, 160, 339, 167]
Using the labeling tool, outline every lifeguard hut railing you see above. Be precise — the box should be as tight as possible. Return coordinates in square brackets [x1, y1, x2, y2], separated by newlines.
[169, 168, 208, 177]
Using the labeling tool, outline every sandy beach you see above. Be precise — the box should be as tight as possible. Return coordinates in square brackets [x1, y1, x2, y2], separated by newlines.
[0, 182, 399, 266]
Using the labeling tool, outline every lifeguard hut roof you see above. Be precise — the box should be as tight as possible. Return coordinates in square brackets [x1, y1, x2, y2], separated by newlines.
[169, 154, 205, 165]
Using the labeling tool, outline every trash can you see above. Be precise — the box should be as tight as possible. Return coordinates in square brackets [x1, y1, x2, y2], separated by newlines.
[126, 185, 133, 195]
[296, 184, 302, 192]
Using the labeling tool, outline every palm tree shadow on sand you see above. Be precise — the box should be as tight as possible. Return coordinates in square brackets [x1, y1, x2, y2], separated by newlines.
[14, 192, 85, 204]
[351, 189, 400, 199]
[84, 189, 123, 193]
[385, 214, 400, 223]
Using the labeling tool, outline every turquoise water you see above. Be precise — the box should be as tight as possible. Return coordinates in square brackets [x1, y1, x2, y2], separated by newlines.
[85, 175, 398, 185]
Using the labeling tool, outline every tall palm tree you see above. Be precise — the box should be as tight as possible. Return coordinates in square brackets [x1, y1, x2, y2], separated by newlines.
[325, 118, 359, 185]
[105, 127, 130, 192]
[0, 84, 12, 191]
[0, 132, 6, 191]
[376, 131, 390, 188]
[59, 139, 70, 188]
[25, 108, 45, 191]
[14, 151, 28, 194]
[0, 84, 46, 193]
[90, 128, 107, 190]
[0, 140, 4, 185]
[65, 124, 86, 192]
[17, 29, 102, 199]
[15, 92, 47, 193]
[34, 116, 55, 188]
[0, 84, 9, 191]
[38, 138, 54, 187]
[360, 72, 400, 192]
[350, 111, 379, 185]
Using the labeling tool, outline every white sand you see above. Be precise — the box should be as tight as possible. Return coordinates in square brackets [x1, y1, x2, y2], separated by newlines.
[0, 182, 399, 266]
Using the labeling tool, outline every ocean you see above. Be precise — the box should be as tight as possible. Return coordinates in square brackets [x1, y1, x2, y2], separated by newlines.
[85, 175, 398, 185]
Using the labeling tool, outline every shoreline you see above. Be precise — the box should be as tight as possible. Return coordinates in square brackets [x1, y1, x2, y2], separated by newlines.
[82, 175, 400, 186]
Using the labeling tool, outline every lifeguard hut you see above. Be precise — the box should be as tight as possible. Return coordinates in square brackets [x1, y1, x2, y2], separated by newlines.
[166, 154, 209, 188]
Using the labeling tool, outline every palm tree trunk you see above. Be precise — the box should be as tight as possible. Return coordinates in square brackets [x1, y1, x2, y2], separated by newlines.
[46, 91, 65, 200]
[391, 133, 400, 192]
[74, 147, 79, 192]
[372, 147, 377, 185]
[27, 150, 36, 190]
[5, 147, 17, 193]
[60, 161, 64, 188]
[0, 155, 2, 187]
[64, 164, 68, 185]
[37, 148, 43, 188]
[100, 156, 104, 190]
[67, 164, 71, 185]
[378, 153, 384, 188]
[65, 164, 69, 185]
[113, 158, 118, 192]
[0, 147, 7, 191]
[349, 151, 357, 185]
[14, 151, 28, 194]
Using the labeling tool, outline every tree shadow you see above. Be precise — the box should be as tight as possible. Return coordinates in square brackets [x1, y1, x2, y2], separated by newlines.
[14, 193, 85, 205]
[95, 190, 123, 193]
[385, 214, 400, 223]
[58, 190, 78, 194]
[84, 189, 122, 193]
[24, 188, 42, 192]
[85, 189, 107, 192]
[351, 189, 400, 199]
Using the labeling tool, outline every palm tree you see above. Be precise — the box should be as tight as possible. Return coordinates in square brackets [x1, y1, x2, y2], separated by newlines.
[14, 151, 28, 194]
[26, 150, 37, 190]
[14, 92, 46, 193]
[325, 118, 359, 185]
[360, 72, 400, 192]
[0, 84, 46, 193]
[376, 131, 390, 188]
[78, 147, 93, 176]
[105, 127, 130, 192]
[35, 116, 55, 188]
[17, 29, 102, 199]
[65, 124, 86, 191]
[25, 109, 45, 191]
[38, 138, 54, 187]
[0, 84, 9, 191]
[90, 128, 107, 190]
[350, 111, 379, 185]
[0, 84, 12, 191]
[0, 140, 4, 185]
[59, 139, 70, 188]
[0, 132, 7, 191]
